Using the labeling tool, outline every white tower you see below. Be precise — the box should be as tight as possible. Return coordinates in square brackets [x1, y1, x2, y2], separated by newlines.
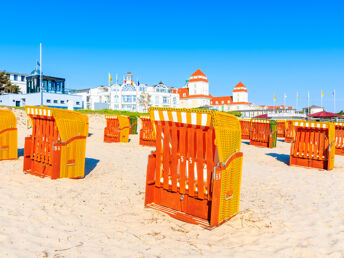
[232, 82, 248, 103]
[187, 69, 209, 96]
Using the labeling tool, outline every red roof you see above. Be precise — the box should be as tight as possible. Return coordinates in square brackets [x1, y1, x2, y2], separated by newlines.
[177, 88, 189, 98]
[308, 111, 343, 118]
[188, 69, 209, 83]
[191, 69, 206, 77]
[234, 82, 247, 89]
[253, 114, 269, 119]
[233, 82, 248, 93]
[181, 94, 212, 99]
[210, 96, 233, 105]
[189, 78, 208, 83]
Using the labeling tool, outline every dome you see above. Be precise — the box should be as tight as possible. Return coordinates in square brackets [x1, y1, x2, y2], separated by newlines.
[189, 69, 208, 83]
[233, 82, 248, 92]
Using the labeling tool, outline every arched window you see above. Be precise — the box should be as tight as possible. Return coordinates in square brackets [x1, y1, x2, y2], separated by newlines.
[122, 84, 136, 92]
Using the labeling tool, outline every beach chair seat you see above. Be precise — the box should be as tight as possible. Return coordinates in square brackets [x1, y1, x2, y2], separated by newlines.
[0, 109, 17, 160]
[335, 122, 344, 155]
[139, 115, 156, 146]
[277, 120, 286, 138]
[249, 119, 277, 148]
[23, 106, 88, 179]
[290, 121, 335, 170]
[240, 119, 251, 140]
[129, 116, 138, 135]
[144, 108, 243, 229]
[104, 115, 130, 143]
[285, 120, 296, 143]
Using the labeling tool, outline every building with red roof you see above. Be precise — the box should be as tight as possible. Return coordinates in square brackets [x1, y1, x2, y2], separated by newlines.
[178, 69, 213, 108]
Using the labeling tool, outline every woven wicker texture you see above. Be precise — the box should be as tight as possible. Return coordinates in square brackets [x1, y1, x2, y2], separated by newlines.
[0, 109, 17, 160]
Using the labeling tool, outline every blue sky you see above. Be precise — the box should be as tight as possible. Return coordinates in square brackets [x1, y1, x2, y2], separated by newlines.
[1, 0, 343, 111]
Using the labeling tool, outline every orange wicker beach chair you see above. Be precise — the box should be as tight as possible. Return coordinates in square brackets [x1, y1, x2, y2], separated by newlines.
[144, 107, 243, 229]
[0, 109, 17, 160]
[335, 122, 344, 155]
[104, 115, 130, 143]
[139, 115, 156, 146]
[276, 120, 286, 138]
[290, 121, 335, 170]
[23, 106, 88, 179]
[239, 119, 251, 140]
[249, 119, 277, 148]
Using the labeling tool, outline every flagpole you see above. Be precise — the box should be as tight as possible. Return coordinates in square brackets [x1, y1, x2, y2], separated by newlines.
[40, 43, 43, 106]
[307, 91, 310, 115]
[296, 92, 298, 111]
[334, 89, 336, 113]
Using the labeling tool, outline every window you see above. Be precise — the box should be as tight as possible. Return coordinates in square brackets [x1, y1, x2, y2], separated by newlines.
[122, 95, 132, 103]
[221, 101, 224, 104]
[76, 102, 80, 105]
[46, 99, 51, 103]
[13, 75, 18, 81]
[227, 101, 230, 104]
[155, 96, 159, 104]
[114, 95, 119, 103]
[54, 100, 58, 104]
[216, 101, 218, 104]
[163, 97, 167, 104]
[60, 100, 65, 104]
[183, 93, 186, 97]
[21, 76, 25, 82]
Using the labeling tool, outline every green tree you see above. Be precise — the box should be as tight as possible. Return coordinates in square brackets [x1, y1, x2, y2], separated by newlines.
[0, 72, 21, 94]
[338, 110, 344, 115]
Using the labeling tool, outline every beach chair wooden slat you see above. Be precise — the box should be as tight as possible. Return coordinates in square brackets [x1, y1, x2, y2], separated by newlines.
[162, 125, 170, 190]
[196, 129, 205, 200]
[187, 127, 196, 197]
[179, 126, 187, 194]
[170, 126, 178, 192]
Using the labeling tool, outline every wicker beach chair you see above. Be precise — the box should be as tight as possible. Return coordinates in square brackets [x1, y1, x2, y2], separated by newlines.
[144, 107, 243, 229]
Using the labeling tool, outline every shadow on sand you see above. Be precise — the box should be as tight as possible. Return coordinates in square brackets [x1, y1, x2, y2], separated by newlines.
[266, 153, 290, 165]
[84, 158, 100, 177]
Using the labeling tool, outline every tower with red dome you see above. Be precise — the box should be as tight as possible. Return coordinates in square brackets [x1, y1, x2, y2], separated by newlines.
[232, 82, 248, 103]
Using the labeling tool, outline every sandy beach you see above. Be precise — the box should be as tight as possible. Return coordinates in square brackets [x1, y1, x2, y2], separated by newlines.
[0, 107, 343, 257]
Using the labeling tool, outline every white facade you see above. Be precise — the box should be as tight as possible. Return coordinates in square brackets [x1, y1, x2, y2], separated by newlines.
[75, 73, 180, 112]
[0, 92, 83, 109]
[2, 71, 29, 94]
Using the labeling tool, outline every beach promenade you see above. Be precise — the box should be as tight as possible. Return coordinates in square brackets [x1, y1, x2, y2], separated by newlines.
[0, 108, 343, 257]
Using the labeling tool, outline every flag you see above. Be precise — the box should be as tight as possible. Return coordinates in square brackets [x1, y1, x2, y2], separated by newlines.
[109, 73, 112, 83]
[137, 81, 140, 86]
[296, 92, 299, 99]
[131, 80, 134, 86]
[321, 90, 324, 97]
[273, 94, 277, 101]
[332, 89, 335, 96]
[37, 61, 40, 66]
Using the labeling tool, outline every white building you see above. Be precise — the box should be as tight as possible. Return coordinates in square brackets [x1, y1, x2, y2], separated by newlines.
[0, 69, 83, 109]
[2, 71, 29, 94]
[0, 92, 83, 109]
[302, 105, 324, 115]
[76, 72, 180, 112]
[177, 69, 212, 108]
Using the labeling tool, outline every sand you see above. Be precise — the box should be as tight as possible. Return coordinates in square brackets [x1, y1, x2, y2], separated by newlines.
[0, 108, 343, 257]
